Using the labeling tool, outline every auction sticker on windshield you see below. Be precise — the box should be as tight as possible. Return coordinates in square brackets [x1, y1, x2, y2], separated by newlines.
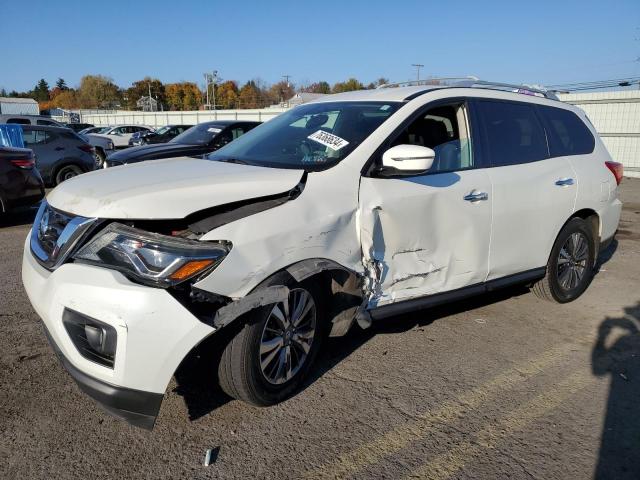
[208, 127, 222, 133]
[308, 130, 349, 151]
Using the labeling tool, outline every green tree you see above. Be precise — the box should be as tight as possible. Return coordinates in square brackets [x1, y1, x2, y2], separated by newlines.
[302, 81, 331, 94]
[78, 75, 121, 109]
[33, 78, 50, 102]
[332, 78, 364, 93]
[0, 88, 7, 97]
[56, 78, 68, 90]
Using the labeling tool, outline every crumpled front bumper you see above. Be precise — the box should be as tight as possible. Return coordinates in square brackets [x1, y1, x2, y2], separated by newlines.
[21, 233, 216, 428]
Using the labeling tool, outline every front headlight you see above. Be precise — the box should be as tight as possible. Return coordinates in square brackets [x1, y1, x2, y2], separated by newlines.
[73, 223, 230, 288]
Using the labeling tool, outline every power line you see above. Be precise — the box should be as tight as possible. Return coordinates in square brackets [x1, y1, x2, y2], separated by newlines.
[547, 76, 640, 92]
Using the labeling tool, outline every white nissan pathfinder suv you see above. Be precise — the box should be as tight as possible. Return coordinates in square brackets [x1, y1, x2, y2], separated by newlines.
[22, 79, 623, 429]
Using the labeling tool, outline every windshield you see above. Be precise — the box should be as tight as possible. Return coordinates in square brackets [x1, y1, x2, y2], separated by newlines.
[98, 127, 111, 133]
[171, 123, 223, 145]
[207, 101, 401, 170]
[154, 126, 171, 135]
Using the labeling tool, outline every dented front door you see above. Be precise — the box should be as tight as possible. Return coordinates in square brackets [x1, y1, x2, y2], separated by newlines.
[359, 169, 492, 307]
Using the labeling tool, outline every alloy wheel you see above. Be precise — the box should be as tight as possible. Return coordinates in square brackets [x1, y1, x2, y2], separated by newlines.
[556, 232, 589, 291]
[259, 288, 316, 385]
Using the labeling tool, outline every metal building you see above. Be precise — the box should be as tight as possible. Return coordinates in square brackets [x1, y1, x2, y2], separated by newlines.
[559, 90, 640, 177]
[0, 97, 39, 115]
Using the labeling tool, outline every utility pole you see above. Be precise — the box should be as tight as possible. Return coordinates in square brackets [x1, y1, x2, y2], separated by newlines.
[211, 70, 218, 110]
[282, 74, 291, 87]
[411, 63, 424, 82]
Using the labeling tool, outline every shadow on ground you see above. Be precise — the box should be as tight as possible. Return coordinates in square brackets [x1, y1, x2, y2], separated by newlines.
[592, 302, 640, 479]
[172, 280, 530, 421]
[0, 206, 38, 228]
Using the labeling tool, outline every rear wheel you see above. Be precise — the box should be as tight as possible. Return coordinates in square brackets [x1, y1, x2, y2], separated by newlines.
[532, 217, 595, 303]
[95, 149, 106, 169]
[55, 164, 83, 185]
[218, 276, 325, 406]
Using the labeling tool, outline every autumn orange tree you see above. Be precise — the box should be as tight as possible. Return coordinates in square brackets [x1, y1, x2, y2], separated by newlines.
[215, 81, 239, 109]
[165, 82, 202, 110]
[238, 80, 264, 109]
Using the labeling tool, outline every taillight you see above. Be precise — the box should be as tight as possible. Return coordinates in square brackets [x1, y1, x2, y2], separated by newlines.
[78, 144, 95, 154]
[605, 161, 623, 185]
[11, 157, 35, 169]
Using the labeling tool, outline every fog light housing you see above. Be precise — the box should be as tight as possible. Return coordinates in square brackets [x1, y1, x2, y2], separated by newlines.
[62, 308, 117, 368]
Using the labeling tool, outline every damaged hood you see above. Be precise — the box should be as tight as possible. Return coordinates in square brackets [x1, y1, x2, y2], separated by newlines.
[46, 157, 304, 219]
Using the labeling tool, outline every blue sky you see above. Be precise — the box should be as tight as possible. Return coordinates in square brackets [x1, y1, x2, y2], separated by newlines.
[2, 0, 639, 92]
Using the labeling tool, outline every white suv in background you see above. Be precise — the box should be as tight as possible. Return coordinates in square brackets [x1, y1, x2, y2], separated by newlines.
[22, 79, 623, 429]
[91, 124, 154, 148]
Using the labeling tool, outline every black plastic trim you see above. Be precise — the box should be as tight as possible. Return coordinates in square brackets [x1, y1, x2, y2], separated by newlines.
[369, 268, 546, 320]
[41, 323, 163, 430]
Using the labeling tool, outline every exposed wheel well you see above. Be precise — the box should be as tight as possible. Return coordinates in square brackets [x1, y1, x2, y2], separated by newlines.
[570, 208, 600, 263]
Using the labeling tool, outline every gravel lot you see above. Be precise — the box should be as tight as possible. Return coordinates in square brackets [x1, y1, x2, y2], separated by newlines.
[1, 179, 639, 480]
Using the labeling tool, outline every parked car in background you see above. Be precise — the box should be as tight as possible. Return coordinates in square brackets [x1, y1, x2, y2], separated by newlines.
[128, 124, 192, 146]
[21, 125, 96, 186]
[81, 134, 115, 168]
[106, 121, 260, 167]
[80, 126, 110, 135]
[92, 125, 154, 148]
[64, 123, 94, 132]
[0, 124, 44, 212]
[0, 114, 65, 127]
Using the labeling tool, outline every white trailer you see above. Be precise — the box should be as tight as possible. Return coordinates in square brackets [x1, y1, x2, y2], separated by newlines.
[0, 97, 39, 115]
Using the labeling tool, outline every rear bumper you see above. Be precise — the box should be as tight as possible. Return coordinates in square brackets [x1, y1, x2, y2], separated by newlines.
[1, 169, 44, 211]
[42, 323, 163, 429]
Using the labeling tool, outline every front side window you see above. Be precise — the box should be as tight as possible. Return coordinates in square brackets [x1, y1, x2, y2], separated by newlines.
[389, 102, 474, 172]
[208, 102, 402, 170]
[476, 100, 548, 166]
[537, 106, 595, 157]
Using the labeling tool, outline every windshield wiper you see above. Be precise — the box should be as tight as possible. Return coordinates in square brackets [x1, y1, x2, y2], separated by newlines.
[216, 157, 250, 165]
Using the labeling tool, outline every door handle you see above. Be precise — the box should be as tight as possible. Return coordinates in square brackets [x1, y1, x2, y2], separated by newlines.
[555, 178, 574, 187]
[464, 190, 489, 202]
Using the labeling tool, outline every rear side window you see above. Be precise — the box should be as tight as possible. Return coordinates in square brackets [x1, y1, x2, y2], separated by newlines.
[476, 100, 548, 166]
[37, 119, 58, 126]
[22, 129, 51, 145]
[537, 106, 595, 156]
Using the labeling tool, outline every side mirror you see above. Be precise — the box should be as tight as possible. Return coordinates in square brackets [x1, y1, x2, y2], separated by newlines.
[381, 144, 435, 174]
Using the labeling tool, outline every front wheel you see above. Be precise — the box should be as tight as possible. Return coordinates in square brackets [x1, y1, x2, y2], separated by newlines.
[218, 278, 325, 406]
[532, 217, 595, 303]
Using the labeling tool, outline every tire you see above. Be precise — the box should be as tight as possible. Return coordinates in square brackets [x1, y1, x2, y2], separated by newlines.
[218, 274, 326, 406]
[532, 217, 595, 303]
[54, 164, 83, 185]
[95, 149, 106, 169]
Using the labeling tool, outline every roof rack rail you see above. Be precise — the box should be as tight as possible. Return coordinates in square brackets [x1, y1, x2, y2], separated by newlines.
[377, 77, 479, 89]
[454, 79, 559, 100]
[378, 77, 559, 101]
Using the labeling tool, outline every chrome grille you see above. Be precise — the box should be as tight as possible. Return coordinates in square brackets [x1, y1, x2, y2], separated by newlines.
[30, 201, 97, 270]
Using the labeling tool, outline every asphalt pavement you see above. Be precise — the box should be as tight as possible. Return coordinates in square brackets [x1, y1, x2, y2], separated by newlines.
[1, 179, 639, 479]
